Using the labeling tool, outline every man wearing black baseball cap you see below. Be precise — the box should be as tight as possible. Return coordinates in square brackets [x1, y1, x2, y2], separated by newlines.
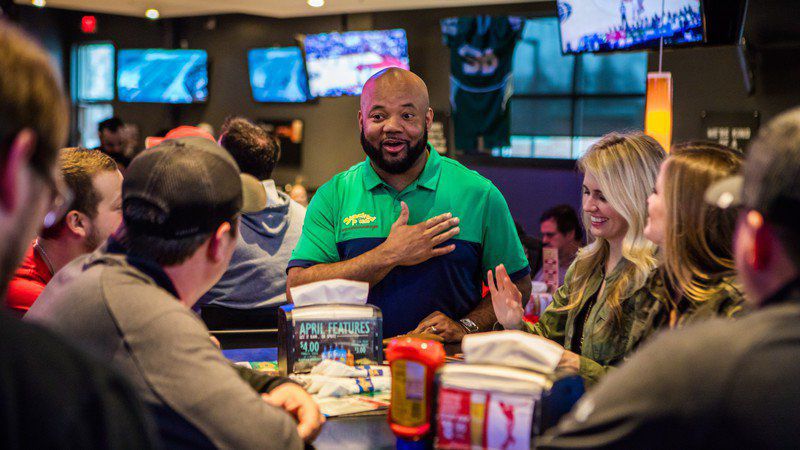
[27, 137, 323, 448]
[537, 108, 800, 449]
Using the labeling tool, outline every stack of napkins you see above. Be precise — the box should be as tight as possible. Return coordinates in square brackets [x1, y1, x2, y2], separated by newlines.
[462, 330, 563, 374]
[291, 360, 391, 398]
[289, 279, 369, 307]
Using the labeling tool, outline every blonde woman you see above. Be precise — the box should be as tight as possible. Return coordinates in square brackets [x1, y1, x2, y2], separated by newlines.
[639, 142, 745, 335]
[490, 132, 664, 384]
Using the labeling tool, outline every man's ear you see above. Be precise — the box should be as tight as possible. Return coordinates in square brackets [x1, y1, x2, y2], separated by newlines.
[64, 210, 88, 239]
[426, 107, 434, 128]
[748, 211, 770, 271]
[0, 129, 37, 212]
[207, 221, 233, 263]
[357, 110, 364, 132]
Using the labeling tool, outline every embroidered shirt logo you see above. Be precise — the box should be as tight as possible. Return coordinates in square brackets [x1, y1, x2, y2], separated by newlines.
[343, 213, 377, 227]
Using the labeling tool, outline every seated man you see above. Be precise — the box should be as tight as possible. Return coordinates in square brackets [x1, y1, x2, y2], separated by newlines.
[6, 147, 122, 316]
[533, 204, 582, 289]
[27, 137, 322, 448]
[537, 108, 800, 449]
[287, 68, 531, 341]
[197, 117, 306, 316]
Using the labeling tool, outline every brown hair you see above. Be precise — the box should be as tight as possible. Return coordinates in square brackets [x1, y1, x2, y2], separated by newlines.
[563, 132, 665, 333]
[219, 117, 280, 181]
[40, 148, 117, 238]
[661, 141, 743, 306]
[0, 20, 68, 175]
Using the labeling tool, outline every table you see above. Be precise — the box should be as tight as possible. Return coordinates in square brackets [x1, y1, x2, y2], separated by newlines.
[222, 347, 397, 449]
[313, 413, 396, 450]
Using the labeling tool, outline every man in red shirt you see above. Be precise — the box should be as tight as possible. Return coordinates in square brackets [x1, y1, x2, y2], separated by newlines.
[6, 148, 123, 316]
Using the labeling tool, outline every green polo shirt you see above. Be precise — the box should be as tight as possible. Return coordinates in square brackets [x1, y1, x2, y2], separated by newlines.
[288, 146, 529, 337]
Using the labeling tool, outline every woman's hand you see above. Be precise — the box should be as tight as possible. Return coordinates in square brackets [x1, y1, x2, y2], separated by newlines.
[557, 349, 581, 373]
[487, 264, 525, 330]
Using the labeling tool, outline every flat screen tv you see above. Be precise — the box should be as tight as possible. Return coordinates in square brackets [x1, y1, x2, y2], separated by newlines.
[304, 29, 410, 97]
[117, 49, 208, 103]
[557, 0, 704, 54]
[248, 47, 311, 103]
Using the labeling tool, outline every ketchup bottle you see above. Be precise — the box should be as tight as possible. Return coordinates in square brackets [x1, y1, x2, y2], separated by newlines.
[386, 337, 446, 444]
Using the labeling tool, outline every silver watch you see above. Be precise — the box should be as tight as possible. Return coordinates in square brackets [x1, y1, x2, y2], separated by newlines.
[459, 318, 479, 333]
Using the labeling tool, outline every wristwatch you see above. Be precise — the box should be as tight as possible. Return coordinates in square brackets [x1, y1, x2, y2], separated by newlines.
[459, 318, 479, 334]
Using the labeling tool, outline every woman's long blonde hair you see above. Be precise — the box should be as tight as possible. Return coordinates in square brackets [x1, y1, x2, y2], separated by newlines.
[563, 132, 665, 333]
[660, 142, 743, 306]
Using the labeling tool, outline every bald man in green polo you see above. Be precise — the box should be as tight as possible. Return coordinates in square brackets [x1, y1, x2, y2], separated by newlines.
[288, 68, 531, 341]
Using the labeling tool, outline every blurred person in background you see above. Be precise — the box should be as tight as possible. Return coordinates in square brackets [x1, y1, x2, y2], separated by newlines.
[197, 116, 306, 319]
[96, 116, 131, 170]
[534, 204, 582, 290]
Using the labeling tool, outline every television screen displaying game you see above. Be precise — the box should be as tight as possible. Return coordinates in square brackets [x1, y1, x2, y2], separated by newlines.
[557, 0, 704, 54]
[117, 49, 208, 103]
[248, 47, 311, 103]
[304, 29, 410, 97]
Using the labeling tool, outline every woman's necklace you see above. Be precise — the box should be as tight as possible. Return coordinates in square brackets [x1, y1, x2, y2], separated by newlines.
[33, 238, 55, 276]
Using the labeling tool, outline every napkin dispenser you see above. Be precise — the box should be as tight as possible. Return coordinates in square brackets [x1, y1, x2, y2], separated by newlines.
[433, 331, 584, 449]
[278, 303, 383, 375]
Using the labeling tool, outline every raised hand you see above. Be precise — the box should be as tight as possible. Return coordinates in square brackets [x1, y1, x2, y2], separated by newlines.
[381, 201, 460, 267]
[487, 264, 524, 330]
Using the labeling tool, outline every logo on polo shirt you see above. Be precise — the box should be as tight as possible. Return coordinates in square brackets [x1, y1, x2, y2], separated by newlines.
[343, 212, 377, 230]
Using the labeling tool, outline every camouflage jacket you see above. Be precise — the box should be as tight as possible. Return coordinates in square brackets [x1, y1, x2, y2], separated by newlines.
[524, 259, 658, 385]
[628, 271, 747, 347]
[525, 263, 746, 385]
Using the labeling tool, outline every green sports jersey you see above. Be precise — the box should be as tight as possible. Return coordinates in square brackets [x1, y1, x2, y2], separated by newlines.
[288, 147, 530, 337]
[441, 15, 523, 152]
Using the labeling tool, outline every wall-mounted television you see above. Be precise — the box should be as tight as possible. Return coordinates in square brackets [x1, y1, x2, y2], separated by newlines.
[117, 49, 208, 103]
[557, 0, 704, 54]
[75, 43, 115, 102]
[303, 29, 410, 97]
[248, 47, 311, 103]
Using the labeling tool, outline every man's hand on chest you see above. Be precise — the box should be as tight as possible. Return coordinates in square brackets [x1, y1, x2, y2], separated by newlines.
[378, 201, 461, 267]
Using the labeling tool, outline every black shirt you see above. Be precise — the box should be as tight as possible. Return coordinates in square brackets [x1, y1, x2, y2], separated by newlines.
[95, 146, 131, 170]
[538, 278, 800, 450]
[0, 311, 159, 449]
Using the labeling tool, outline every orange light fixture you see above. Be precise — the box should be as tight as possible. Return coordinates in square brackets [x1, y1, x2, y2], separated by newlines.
[645, 72, 673, 152]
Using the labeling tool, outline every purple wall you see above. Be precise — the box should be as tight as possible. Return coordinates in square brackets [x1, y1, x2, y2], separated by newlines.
[465, 164, 583, 236]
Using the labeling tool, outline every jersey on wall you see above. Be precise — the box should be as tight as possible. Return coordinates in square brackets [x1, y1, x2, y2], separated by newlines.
[441, 15, 523, 153]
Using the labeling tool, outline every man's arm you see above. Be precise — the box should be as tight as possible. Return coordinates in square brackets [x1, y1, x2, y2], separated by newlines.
[288, 202, 459, 300]
[537, 328, 716, 450]
[414, 274, 531, 342]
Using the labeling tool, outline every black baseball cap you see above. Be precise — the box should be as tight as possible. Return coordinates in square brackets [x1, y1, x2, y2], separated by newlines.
[122, 137, 265, 239]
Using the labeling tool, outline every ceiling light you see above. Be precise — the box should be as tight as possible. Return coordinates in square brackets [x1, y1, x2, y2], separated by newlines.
[31, 0, 46, 7]
[307, 0, 324, 7]
[145, 8, 160, 19]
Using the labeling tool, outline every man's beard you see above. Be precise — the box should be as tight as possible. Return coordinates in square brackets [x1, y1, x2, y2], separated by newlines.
[361, 127, 428, 175]
[84, 224, 102, 252]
